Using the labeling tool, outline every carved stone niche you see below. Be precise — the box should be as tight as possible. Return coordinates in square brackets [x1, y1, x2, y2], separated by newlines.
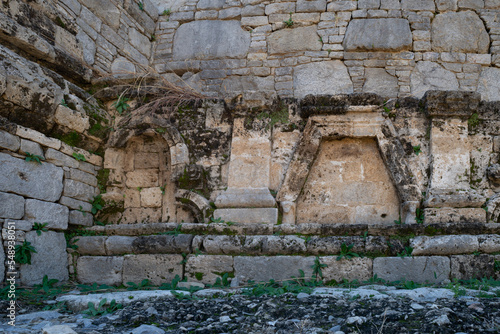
[277, 106, 420, 225]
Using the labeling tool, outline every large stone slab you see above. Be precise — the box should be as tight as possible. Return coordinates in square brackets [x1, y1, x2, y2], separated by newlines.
[214, 208, 278, 224]
[411, 235, 479, 255]
[234, 256, 315, 283]
[20, 231, 68, 285]
[76, 256, 124, 285]
[268, 26, 322, 54]
[477, 67, 500, 102]
[0, 130, 20, 151]
[320, 257, 373, 283]
[63, 179, 96, 202]
[343, 19, 412, 52]
[373, 257, 450, 283]
[362, 68, 399, 98]
[431, 11, 489, 53]
[451, 255, 495, 280]
[423, 208, 486, 224]
[294, 60, 353, 99]
[215, 188, 276, 208]
[0, 153, 63, 202]
[24, 199, 68, 230]
[122, 254, 183, 285]
[410, 61, 459, 99]
[0, 191, 24, 219]
[173, 20, 250, 60]
[185, 255, 234, 284]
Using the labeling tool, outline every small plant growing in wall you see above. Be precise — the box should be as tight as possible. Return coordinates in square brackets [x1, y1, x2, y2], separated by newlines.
[415, 208, 424, 224]
[60, 98, 69, 107]
[311, 256, 327, 281]
[24, 152, 44, 164]
[82, 298, 123, 317]
[112, 96, 130, 115]
[138, 1, 144, 11]
[72, 152, 86, 161]
[398, 246, 413, 258]
[283, 13, 294, 28]
[336, 243, 360, 261]
[15, 241, 37, 265]
[91, 195, 105, 215]
[413, 145, 421, 156]
[33, 222, 48, 236]
[161, 8, 171, 16]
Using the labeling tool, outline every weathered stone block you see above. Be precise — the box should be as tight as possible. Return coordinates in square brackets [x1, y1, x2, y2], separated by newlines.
[262, 236, 307, 254]
[215, 188, 275, 208]
[478, 235, 500, 253]
[24, 199, 68, 230]
[173, 21, 250, 60]
[214, 208, 278, 224]
[185, 255, 234, 284]
[343, 19, 412, 52]
[424, 208, 486, 224]
[202, 235, 243, 254]
[234, 256, 315, 283]
[68, 168, 97, 187]
[268, 26, 322, 54]
[0, 153, 63, 202]
[45, 149, 78, 168]
[0, 130, 20, 151]
[75, 236, 107, 255]
[293, 60, 353, 98]
[451, 255, 494, 280]
[20, 139, 44, 158]
[122, 254, 183, 285]
[362, 68, 398, 98]
[83, 0, 121, 29]
[401, 0, 435, 10]
[59, 196, 92, 212]
[16, 127, 61, 150]
[431, 11, 489, 53]
[410, 61, 459, 98]
[140, 187, 163, 207]
[54, 105, 90, 133]
[106, 236, 135, 255]
[63, 179, 96, 202]
[131, 235, 193, 254]
[320, 257, 373, 282]
[77, 256, 123, 285]
[306, 236, 365, 255]
[0, 192, 24, 219]
[373, 257, 450, 283]
[411, 235, 479, 255]
[69, 210, 93, 226]
[20, 231, 68, 285]
[297, 0, 327, 12]
[477, 67, 500, 102]
[125, 170, 159, 188]
[436, 0, 458, 10]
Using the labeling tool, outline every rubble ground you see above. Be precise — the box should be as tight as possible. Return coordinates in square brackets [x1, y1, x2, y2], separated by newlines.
[2, 277, 500, 334]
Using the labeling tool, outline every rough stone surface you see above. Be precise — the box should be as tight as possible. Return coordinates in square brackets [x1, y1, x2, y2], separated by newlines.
[451, 255, 495, 280]
[54, 105, 89, 133]
[122, 254, 183, 285]
[20, 231, 68, 285]
[173, 21, 250, 60]
[478, 235, 500, 253]
[106, 236, 136, 255]
[0, 191, 24, 219]
[0, 152, 64, 202]
[431, 11, 489, 53]
[343, 19, 412, 51]
[374, 257, 451, 283]
[24, 199, 69, 230]
[20, 139, 43, 158]
[424, 208, 486, 224]
[234, 256, 315, 283]
[185, 255, 234, 284]
[42, 325, 77, 334]
[69, 210, 93, 226]
[362, 68, 399, 98]
[214, 208, 278, 224]
[411, 235, 479, 255]
[0, 130, 20, 151]
[477, 67, 500, 102]
[410, 61, 459, 98]
[268, 26, 322, 54]
[293, 60, 353, 99]
[215, 188, 276, 208]
[76, 256, 124, 286]
[320, 257, 373, 282]
[63, 179, 96, 202]
[75, 236, 107, 256]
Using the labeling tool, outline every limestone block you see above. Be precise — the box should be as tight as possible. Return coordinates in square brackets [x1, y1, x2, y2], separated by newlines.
[106, 236, 135, 255]
[410, 61, 459, 98]
[0, 192, 24, 219]
[424, 190, 485, 208]
[202, 235, 243, 254]
[140, 187, 162, 208]
[125, 170, 159, 188]
[234, 256, 315, 283]
[307, 236, 365, 255]
[458, 0, 485, 9]
[45, 149, 78, 168]
[268, 26, 322, 54]
[122, 254, 183, 285]
[120, 207, 162, 224]
[297, 0, 327, 12]
[104, 148, 125, 170]
[265, 2, 296, 14]
[215, 188, 275, 208]
[328, 1, 358, 11]
[373, 257, 450, 283]
[129, 28, 151, 58]
[477, 67, 500, 102]
[362, 68, 398, 98]
[76, 30, 95, 65]
[54, 105, 90, 133]
[294, 61, 353, 99]
[77, 256, 123, 285]
[170, 143, 189, 166]
[281, 201, 296, 224]
[69, 210, 93, 226]
[24, 199, 69, 230]
[320, 257, 373, 282]
[63, 179, 96, 202]
[436, 0, 458, 10]
[134, 152, 160, 169]
[451, 255, 494, 280]
[16, 127, 61, 150]
[59, 196, 92, 212]
[343, 19, 412, 52]
[411, 235, 479, 255]
[68, 168, 97, 187]
[75, 236, 107, 255]
[20, 139, 44, 158]
[214, 208, 278, 224]
[401, 0, 435, 10]
[83, 0, 121, 29]
[131, 235, 193, 254]
[262, 235, 307, 254]
[0, 130, 20, 151]
[111, 57, 136, 75]
[431, 11, 489, 53]
[241, 16, 269, 26]
[424, 208, 486, 224]
[173, 21, 250, 60]
[197, 0, 225, 9]
[270, 130, 301, 191]
[55, 26, 83, 60]
[20, 231, 68, 285]
[478, 235, 500, 253]
[185, 255, 234, 284]
[0, 153, 64, 202]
